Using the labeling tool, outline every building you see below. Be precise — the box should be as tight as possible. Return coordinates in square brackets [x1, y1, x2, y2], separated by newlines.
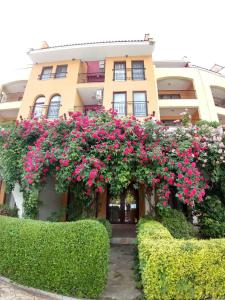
[1, 34, 225, 222]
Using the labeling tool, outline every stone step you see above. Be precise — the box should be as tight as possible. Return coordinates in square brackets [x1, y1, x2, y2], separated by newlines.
[110, 237, 136, 245]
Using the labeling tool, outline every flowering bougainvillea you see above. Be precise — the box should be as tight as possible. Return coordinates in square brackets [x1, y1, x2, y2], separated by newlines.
[0, 109, 224, 217]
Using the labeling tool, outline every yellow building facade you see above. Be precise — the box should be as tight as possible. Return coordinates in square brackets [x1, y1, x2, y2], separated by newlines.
[1, 35, 225, 221]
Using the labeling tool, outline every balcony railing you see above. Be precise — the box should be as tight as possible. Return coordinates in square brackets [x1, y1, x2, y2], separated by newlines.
[29, 104, 61, 119]
[158, 90, 196, 99]
[0, 92, 23, 103]
[78, 72, 105, 83]
[112, 68, 146, 81]
[38, 72, 67, 80]
[74, 105, 103, 114]
[112, 101, 149, 117]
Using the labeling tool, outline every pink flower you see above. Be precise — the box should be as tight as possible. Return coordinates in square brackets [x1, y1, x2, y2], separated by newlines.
[87, 179, 93, 187]
[89, 169, 98, 179]
[28, 179, 33, 184]
[178, 173, 183, 179]
[77, 175, 81, 181]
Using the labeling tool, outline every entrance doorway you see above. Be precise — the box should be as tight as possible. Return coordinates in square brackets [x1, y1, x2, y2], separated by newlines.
[107, 187, 139, 224]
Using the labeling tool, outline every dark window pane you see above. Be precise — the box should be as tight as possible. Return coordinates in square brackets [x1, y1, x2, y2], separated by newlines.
[40, 67, 52, 80]
[159, 94, 181, 99]
[132, 61, 145, 80]
[47, 95, 61, 119]
[114, 62, 126, 81]
[55, 65, 67, 78]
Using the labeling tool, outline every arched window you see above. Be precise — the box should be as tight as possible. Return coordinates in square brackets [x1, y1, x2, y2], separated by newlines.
[47, 95, 61, 119]
[33, 96, 45, 118]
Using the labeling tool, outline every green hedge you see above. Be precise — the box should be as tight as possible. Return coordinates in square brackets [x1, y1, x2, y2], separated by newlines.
[158, 208, 196, 239]
[138, 219, 225, 300]
[0, 216, 109, 299]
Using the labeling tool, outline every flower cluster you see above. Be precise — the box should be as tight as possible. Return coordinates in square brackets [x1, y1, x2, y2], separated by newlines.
[0, 109, 224, 210]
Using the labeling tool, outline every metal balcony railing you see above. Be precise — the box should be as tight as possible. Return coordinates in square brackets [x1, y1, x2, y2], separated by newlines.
[29, 104, 61, 119]
[38, 72, 67, 80]
[112, 68, 146, 81]
[74, 105, 103, 115]
[0, 92, 23, 103]
[78, 72, 105, 83]
[112, 101, 149, 117]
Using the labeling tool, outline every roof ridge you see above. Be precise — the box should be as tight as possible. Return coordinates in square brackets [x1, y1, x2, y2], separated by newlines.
[30, 39, 148, 52]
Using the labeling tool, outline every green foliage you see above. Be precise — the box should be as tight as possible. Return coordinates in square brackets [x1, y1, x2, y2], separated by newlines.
[0, 204, 18, 217]
[23, 190, 39, 219]
[98, 218, 112, 239]
[0, 217, 109, 299]
[137, 219, 225, 300]
[196, 195, 225, 238]
[157, 208, 196, 239]
[196, 120, 220, 129]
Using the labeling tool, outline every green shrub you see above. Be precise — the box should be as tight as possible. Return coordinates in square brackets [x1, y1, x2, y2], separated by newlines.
[0, 216, 109, 298]
[98, 218, 112, 239]
[158, 208, 196, 239]
[0, 204, 18, 217]
[196, 195, 225, 238]
[137, 219, 225, 300]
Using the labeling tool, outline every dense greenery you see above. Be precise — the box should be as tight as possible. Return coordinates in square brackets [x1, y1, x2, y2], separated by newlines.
[137, 219, 225, 300]
[0, 204, 18, 217]
[195, 195, 225, 238]
[157, 208, 196, 239]
[1, 110, 223, 218]
[0, 217, 109, 298]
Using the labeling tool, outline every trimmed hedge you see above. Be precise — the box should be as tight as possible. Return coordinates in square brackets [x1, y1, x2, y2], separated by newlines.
[158, 208, 196, 239]
[138, 219, 225, 300]
[0, 216, 109, 299]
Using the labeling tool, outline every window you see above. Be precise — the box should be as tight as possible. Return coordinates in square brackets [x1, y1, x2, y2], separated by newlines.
[47, 95, 61, 119]
[113, 92, 126, 116]
[40, 66, 52, 80]
[132, 61, 145, 80]
[55, 65, 67, 78]
[133, 92, 147, 117]
[114, 62, 126, 81]
[159, 94, 181, 99]
[33, 96, 45, 118]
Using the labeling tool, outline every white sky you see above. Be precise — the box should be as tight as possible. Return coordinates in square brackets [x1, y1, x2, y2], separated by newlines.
[0, 0, 224, 83]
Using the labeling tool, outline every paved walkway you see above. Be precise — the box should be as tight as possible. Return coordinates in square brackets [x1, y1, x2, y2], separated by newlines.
[0, 278, 52, 300]
[100, 245, 141, 300]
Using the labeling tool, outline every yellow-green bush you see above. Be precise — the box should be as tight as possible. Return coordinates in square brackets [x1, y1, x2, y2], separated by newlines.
[138, 219, 225, 300]
[0, 216, 109, 299]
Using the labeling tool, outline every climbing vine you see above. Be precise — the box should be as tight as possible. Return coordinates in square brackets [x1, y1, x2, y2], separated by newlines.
[0, 109, 224, 218]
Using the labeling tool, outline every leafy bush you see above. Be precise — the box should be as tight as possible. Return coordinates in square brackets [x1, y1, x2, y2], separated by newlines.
[0, 204, 18, 217]
[196, 195, 225, 238]
[0, 217, 109, 298]
[157, 208, 196, 239]
[137, 219, 225, 300]
[98, 218, 112, 239]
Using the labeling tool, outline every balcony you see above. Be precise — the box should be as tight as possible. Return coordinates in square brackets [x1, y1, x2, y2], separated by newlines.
[112, 101, 148, 117]
[29, 104, 61, 119]
[0, 80, 26, 122]
[78, 72, 105, 83]
[112, 68, 146, 81]
[74, 105, 103, 115]
[158, 89, 196, 99]
[38, 72, 67, 80]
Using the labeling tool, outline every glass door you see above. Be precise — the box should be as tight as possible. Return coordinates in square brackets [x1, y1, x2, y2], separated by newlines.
[107, 189, 139, 224]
